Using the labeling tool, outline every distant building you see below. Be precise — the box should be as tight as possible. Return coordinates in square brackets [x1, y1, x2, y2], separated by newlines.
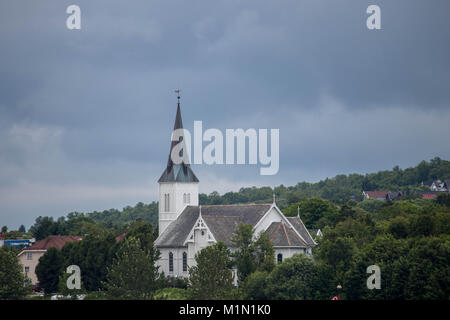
[2, 239, 35, 249]
[429, 180, 449, 192]
[362, 190, 389, 200]
[421, 193, 438, 199]
[17, 235, 83, 285]
[386, 191, 404, 201]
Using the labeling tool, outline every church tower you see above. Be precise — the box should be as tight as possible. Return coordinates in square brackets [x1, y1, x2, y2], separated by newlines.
[158, 95, 199, 236]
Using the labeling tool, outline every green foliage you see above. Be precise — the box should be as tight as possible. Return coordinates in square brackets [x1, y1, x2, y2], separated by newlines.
[356, 199, 385, 213]
[35, 247, 64, 295]
[264, 254, 322, 300]
[153, 288, 190, 300]
[189, 242, 235, 300]
[243, 271, 269, 300]
[284, 198, 338, 228]
[436, 193, 450, 207]
[198, 158, 450, 209]
[89, 202, 159, 228]
[231, 223, 256, 283]
[231, 224, 276, 283]
[103, 237, 160, 299]
[254, 231, 276, 273]
[61, 233, 116, 291]
[0, 247, 30, 299]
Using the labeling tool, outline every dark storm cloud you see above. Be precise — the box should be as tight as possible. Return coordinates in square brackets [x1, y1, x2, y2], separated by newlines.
[0, 0, 449, 228]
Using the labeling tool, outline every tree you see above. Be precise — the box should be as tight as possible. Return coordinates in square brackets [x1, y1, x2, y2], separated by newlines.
[387, 216, 409, 239]
[254, 231, 275, 273]
[29, 216, 59, 240]
[0, 247, 30, 299]
[243, 271, 269, 300]
[436, 193, 450, 207]
[284, 198, 338, 228]
[18, 225, 26, 233]
[265, 254, 320, 299]
[231, 223, 256, 283]
[58, 268, 85, 299]
[35, 247, 64, 294]
[1, 226, 7, 234]
[61, 233, 116, 291]
[189, 242, 234, 300]
[103, 237, 160, 299]
[122, 221, 159, 261]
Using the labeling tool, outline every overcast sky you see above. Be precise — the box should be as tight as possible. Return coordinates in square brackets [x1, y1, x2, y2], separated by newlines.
[1, 0, 450, 229]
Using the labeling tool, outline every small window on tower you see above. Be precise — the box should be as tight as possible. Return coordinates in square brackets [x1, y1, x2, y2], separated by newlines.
[187, 193, 190, 204]
[165, 194, 170, 212]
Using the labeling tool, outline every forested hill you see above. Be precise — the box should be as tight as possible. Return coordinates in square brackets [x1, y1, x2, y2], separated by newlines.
[83, 157, 450, 227]
[200, 157, 450, 208]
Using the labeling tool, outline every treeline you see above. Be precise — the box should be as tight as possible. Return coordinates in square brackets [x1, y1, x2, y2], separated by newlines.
[200, 157, 450, 206]
[28, 203, 158, 241]
[21, 157, 450, 237]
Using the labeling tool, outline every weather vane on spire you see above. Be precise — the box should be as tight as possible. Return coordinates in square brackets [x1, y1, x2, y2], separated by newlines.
[175, 89, 181, 104]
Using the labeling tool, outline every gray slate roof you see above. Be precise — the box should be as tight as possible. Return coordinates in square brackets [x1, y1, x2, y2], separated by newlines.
[155, 204, 317, 249]
[286, 216, 317, 247]
[155, 204, 271, 248]
[266, 222, 308, 247]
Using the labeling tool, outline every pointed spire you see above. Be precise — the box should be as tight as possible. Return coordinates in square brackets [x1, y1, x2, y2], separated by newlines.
[199, 205, 202, 217]
[297, 206, 300, 218]
[167, 96, 184, 168]
[273, 193, 276, 205]
[158, 92, 199, 183]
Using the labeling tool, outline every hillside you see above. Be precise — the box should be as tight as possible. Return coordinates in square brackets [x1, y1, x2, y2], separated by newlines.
[85, 157, 450, 226]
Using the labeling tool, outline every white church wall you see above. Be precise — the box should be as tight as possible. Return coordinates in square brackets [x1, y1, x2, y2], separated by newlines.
[157, 247, 190, 278]
[158, 182, 199, 235]
[274, 247, 305, 263]
[253, 206, 284, 236]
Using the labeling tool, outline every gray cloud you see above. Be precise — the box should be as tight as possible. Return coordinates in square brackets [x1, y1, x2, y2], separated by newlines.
[0, 0, 449, 228]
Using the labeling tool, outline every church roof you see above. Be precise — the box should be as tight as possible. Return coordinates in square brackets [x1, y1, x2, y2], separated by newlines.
[155, 203, 317, 249]
[286, 216, 317, 246]
[158, 101, 199, 183]
[266, 221, 308, 247]
[155, 204, 271, 248]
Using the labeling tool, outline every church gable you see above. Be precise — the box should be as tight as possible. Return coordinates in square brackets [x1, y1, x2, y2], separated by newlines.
[254, 205, 316, 248]
[183, 212, 217, 246]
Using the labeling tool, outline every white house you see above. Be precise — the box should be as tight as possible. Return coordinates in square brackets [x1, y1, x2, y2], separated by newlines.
[154, 99, 317, 278]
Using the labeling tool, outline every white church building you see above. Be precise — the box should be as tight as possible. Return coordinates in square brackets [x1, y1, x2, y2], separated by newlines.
[154, 99, 316, 277]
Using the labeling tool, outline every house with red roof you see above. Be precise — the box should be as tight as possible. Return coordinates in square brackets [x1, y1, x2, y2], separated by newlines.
[17, 235, 83, 286]
[362, 190, 390, 200]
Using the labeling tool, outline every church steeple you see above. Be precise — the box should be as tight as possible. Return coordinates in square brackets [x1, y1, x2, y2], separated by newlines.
[158, 94, 199, 183]
[157, 93, 199, 236]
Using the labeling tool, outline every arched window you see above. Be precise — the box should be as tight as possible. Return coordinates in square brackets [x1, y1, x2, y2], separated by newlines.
[165, 194, 170, 212]
[277, 253, 283, 264]
[183, 252, 187, 272]
[187, 193, 190, 204]
[169, 252, 174, 272]
[183, 193, 186, 204]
